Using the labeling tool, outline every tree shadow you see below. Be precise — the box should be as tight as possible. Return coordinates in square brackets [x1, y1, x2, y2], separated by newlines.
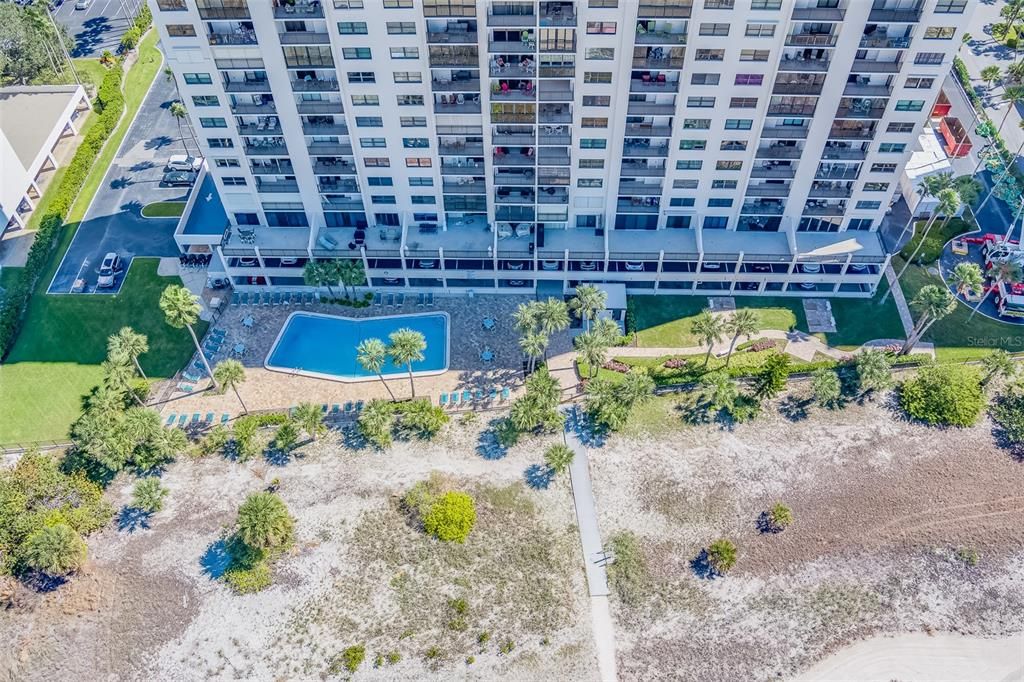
[200, 539, 231, 580]
[117, 506, 153, 533]
[120, 199, 144, 215]
[19, 570, 68, 593]
[689, 549, 718, 580]
[476, 419, 508, 460]
[756, 512, 782, 535]
[129, 160, 156, 172]
[110, 176, 134, 190]
[145, 135, 174, 151]
[565, 406, 607, 448]
[340, 424, 369, 451]
[777, 395, 811, 422]
[523, 463, 554, 490]
[990, 423, 1024, 462]
[159, 100, 176, 110]
[264, 446, 299, 466]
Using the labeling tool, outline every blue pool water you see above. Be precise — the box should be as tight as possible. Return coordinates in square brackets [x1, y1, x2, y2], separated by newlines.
[265, 312, 449, 381]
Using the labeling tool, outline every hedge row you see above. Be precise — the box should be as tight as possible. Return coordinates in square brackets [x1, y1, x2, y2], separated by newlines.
[120, 6, 152, 52]
[951, 56, 1024, 188]
[0, 67, 125, 358]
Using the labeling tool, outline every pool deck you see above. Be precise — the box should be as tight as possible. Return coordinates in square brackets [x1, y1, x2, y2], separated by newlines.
[154, 292, 572, 420]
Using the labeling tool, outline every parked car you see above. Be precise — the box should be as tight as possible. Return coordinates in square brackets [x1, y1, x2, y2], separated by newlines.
[623, 261, 644, 272]
[578, 261, 597, 271]
[848, 263, 868, 273]
[505, 261, 525, 270]
[540, 260, 560, 271]
[74, 0, 91, 9]
[96, 252, 122, 288]
[165, 154, 202, 172]
[161, 171, 198, 187]
[800, 262, 822, 274]
[417, 260, 437, 269]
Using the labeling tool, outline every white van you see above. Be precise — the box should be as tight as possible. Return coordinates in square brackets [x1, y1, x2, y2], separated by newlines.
[165, 155, 202, 172]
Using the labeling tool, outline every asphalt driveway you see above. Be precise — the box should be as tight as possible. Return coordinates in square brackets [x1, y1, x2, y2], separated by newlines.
[54, 0, 143, 58]
[48, 67, 192, 294]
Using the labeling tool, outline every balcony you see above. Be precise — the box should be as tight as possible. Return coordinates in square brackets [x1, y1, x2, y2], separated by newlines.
[623, 142, 669, 157]
[321, 197, 365, 211]
[441, 161, 487, 175]
[835, 105, 887, 119]
[290, 79, 339, 92]
[538, 129, 571, 144]
[828, 127, 875, 140]
[821, 146, 868, 160]
[256, 179, 299, 194]
[495, 190, 535, 204]
[761, 126, 809, 139]
[620, 162, 666, 177]
[843, 82, 893, 97]
[852, 59, 902, 73]
[630, 77, 679, 93]
[491, 85, 537, 101]
[428, 29, 479, 44]
[750, 166, 796, 179]
[859, 35, 911, 49]
[741, 202, 785, 215]
[197, 6, 249, 19]
[439, 142, 485, 155]
[803, 203, 847, 217]
[537, 148, 570, 165]
[250, 163, 293, 175]
[756, 146, 802, 160]
[487, 12, 536, 27]
[617, 198, 661, 213]
[223, 80, 270, 93]
[244, 142, 288, 156]
[785, 33, 837, 47]
[434, 98, 482, 114]
[494, 170, 535, 185]
[443, 179, 487, 193]
[538, 106, 572, 123]
[746, 184, 791, 197]
[538, 188, 569, 203]
[632, 56, 686, 70]
[208, 31, 257, 46]
[231, 101, 276, 114]
[816, 166, 860, 180]
[429, 49, 480, 67]
[307, 141, 353, 155]
[766, 105, 816, 117]
[638, 2, 691, 18]
[808, 184, 853, 198]
[772, 81, 824, 95]
[278, 31, 330, 44]
[301, 121, 348, 135]
[618, 181, 663, 195]
[296, 101, 344, 114]
[538, 86, 573, 101]
[868, 7, 922, 22]
[313, 161, 357, 175]
[626, 101, 676, 115]
[273, 3, 324, 19]
[625, 123, 673, 137]
[493, 150, 536, 166]
[317, 180, 359, 193]
[791, 7, 845, 21]
[432, 78, 481, 92]
[237, 123, 283, 136]
[778, 56, 830, 72]
[634, 31, 687, 45]
[493, 129, 536, 144]
[489, 39, 535, 53]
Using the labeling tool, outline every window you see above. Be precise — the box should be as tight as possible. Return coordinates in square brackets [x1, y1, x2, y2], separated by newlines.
[360, 137, 386, 148]
[878, 142, 907, 153]
[411, 195, 436, 204]
[222, 176, 246, 186]
[409, 177, 434, 186]
[740, 49, 771, 62]
[863, 182, 890, 191]
[586, 48, 615, 60]
[183, 72, 212, 84]
[589, 0, 617, 6]
[577, 215, 599, 228]
[208, 138, 233, 148]
[679, 139, 707, 150]
[720, 140, 747, 151]
[192, 95, 218, 106]
[583, 95, 610, 106]
[914, 52, 945, 65]
[406, 158, 432, 167]
[199, 117, 227, 128]
[924, 26, 956, 40]
[400, 116, 428, 126]
[423, 0, 475, 15]
[166, 24, 196, 37]
[904, 77, 935, 89]
[712, 179, 737, 189]
[724, 119, 753, 130]
[687, 97, 715, 108]
[367, 177, 394, 186]
[716, 160, 742, 171]
[935, 0, 967, 12]
[581, 117, 608, 128]
[347, 71, 375, 83]
[580, 138, 607, 149]
[266, 212, 308, 227]
[578, 178, 603, 188]
[579, 159, 604, 168]
[699, 23, 730, 36]
[729, 97, 758, 109]
[751, 0, 782, 7]
[393, 72, 422, 83]
[848, 218, 873, 230]
[695, 49, 725, 61]
[677, 160, 703, 170]
[337, 22, 367, 34]
[386, 22, 416, 34]
[682, 118, 711, 129]
[157, 0, 185, 8]
[364, 158, 390, 167]
[355, 116, 384, 127]
[283, 46, 334, 68]
[383, 0, 413, 6]
[213, 158, 239, 168]
[887, 122, 914, 133]
[397, 95, 424, 106]
[870, 163, 897, 173]
[691, 73, 720, 85]
[666, 216, 692, 229]
[734, 74, 764, 86]
[587, 22, 617, 34]
[584, 72, 612, 84]
[708, 198, 734, 208]
[372, 195, 397, 204]
[673, 179, 699, 189]
[704, 0, 735, 8]
[334, 0, 364, 7]
[745, 23, 775, 37]
[670, 198, 696, 207]
[856, 200, 882, 210]
[351, 94, 379, 106]
[390, 47, 419, 59]
[234, 212, 258, 225]
[895, 100, 925, 112]
[703, 216, 729, 229]
[403, 137, 429, 148]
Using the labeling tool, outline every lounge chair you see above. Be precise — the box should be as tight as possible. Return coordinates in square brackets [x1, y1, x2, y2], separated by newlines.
[231, 293, 240, 305]
[178, 414, 188, 426]
[501, 387, 511, 401]
[344, 401, 354, 413]
[416, 293, 426, 308]
[450, 392, 461, 407]
[395, 293, 405, 307]
[384, 293, 395, 307]
[426, 292, 435, 307]
[177, 382, 194, 393]
[205, 413, 214, 423]
[474, 389, 484, 402]
[462, 390, 473, 404]
[240, 292, 250, 305]
[373, 293, 383, 306]
[262, 292, 272, 306]
[282, 293, 291, 305]
[489, 387, 498, 401]
[165, 414, 177, 426]
[355, 400, 364, 411]
[183, 371, 202, 383]
[304, 292, 314, 305]
[439, 392, 448, 406]
[321, 404, 329, 412]
[191, 413, 201, 423]
[272, 293, 282, 306]
[220, 413, 230, 424]
[331, 404, 341, 414]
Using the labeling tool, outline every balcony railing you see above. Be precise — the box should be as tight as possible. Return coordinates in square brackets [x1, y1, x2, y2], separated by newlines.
[632, 57, 686, 69]
[443, 179, 487, 193]
[428, 30, 479, 44]
[256, 180, 299, 193]
[237, 123, 283, 136]
[313, 161, 357, 175]
[618, 181, 663, 195]
[441, 161, 487, 174]
[301, 122, 348, 135]
[803, 203, 847, 216]
[638, 3, 691, 18]
[231, 101, 276, 114]
[439, 142, 485, 155]
[859, 35, 911, 49]
[250, 164, 293, 175]
[741, 202, 785, 215]
[630, 78, 679, 93]
[745, 184, 791, 197]
[820, 147, 867, 160]
[851, 59, 902, 73]
[223, 80, 270, 92]
[835, 105, 887, 119]
[756, 146, 802, 159]
[487, 12, 536, 27]
[296, 101, 344, 114]
[809, 185, 853, 198]
[537, 149, 570, 165]
[434, 100, 482, 114]
[538, 87, 573, 101]
[244, 142, 288, 156]
[208, 32, 257, 46]
[749, 166, 796, 179]
[785, 33, 837, 47]
[772, 82, 824, 95]
[290, 79, 339, 92]
[625, 124, 673, 137]
[493, 130, 536, 144]
[620, 163, 666, 176]
[828, 127, 876, 139]
[489, 40, 535, 53]
[791, 7, 845, 21]
[432, 78, 481, 92]
[623, 144, 670, 158]
[617, 199, 661, 213]
[867, 7, 922, 22]
[274, 4, 324, 19]
[307, 142, 353, 155]
[278, 31, 331, 45]
[761, 126, 809, 139]
[626, 101, 676, 115]
[634, 31, 687, 45]
[778, 57, 830, 72]
[843, 82, 893, 97]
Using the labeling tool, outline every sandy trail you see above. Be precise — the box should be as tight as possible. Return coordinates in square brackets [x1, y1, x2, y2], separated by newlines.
[793, 632, 1024, 682]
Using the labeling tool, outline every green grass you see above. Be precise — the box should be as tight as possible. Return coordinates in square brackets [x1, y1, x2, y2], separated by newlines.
[71, 57, 113, 94]
[821, 278, 907, 350]
[1, 267, 26, 295]
[899, 217, 973, 265]
[0, 260, 205, 444]
[141, 201, 186, 218]
[629, 295, 805, 347]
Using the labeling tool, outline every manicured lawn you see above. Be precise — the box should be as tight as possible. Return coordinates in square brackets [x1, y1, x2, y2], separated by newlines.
[141, 201, 186, 218]
[629, 295, 805, 347]
[899, 217, 973, 265]
[71, 57, 113, 94]
[0, 259, 205, 444]
[821, 278, 907, 350]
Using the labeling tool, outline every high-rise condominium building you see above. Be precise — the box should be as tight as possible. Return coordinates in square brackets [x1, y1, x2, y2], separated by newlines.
[151, 0, 971, 297]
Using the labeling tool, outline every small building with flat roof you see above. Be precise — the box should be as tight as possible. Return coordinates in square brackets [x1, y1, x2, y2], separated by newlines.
[1, 84, 90, 232]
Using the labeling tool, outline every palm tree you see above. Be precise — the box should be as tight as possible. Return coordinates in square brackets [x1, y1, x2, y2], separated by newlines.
[950, 261, 985, 299]
[107, 326, 149, 381]
[292, 402, 326, 442]
[970, 258, 1024, 319]
[387, 328, 427, 398]
[982, 349, 1017, 386]
[889, 173, 950, 257]
[996, 86, 1024, 138]
[213, 359, 247, 413]
[21, 524, 87, 577]
[723, 309, 759, 367]
[513, 301, 540, 334]
[886, 188, 961, 305]
[303, 260, 336, 298]
[593, 316, 623, 345]
[975, 123, 1024, 216]
[236, 492, 294, 551]
[133, 477, 168, 513]
[356, 337, 396, 400]
[337, 259, 365, 300]
[519, 331, 548, 373]
[575, 330, 610, 378]
[169, 101, 198, 158]
[692, 309, 725, 368]
[982, 65, 1003, 97]
[619, 367, 655, 407]
[1007, 60, 1024, 86]
[544, 443, 575, 475]
[902, 285, 956, 354]
[159, 284, 216, 389]
[538, 297, 571, 338]
[569, 284, 607, 331]
[102, 358, 145, 406]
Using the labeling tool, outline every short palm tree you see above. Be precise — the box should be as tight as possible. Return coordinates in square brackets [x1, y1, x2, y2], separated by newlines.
[982, 64, 1003, 95]
[387, 328, 427, 398]
[723, 309, 759, 367]
[213, 359, 247, 413]
[996, 86, 1024, 138]
[950, 261, 984, 299]
[22, 524, 87, 576]
[692, 309, 725, 368]
[133, 477, 168, 513]
[982, 349, 1017, 386]
[976, 125, 1024, 216]
[513, 301, 540, 334]
[160, 284, 216, 389]
[303, 260, 335, 297]
[970, 258, 1024, 320]
[236, 492, 294, 551]
[888, 173, 949, 255]
[102, 358, 145, 406]
[337, 259, 365, 299]
[569, 284, 607, 331]
[108, 326, 149, 381]
[619, 367, 655, 406]
[886, 188, 961, 305]
[169, 101, 198, 157]
[544, 443, 575, 474]
[356, 337, 396, 400]
[292, 402, 326, 441]
[575, 330, 610, 378]
[519, 331, 548, 373]
[902, 284, 957, 354]
[538, 297, 571, 348]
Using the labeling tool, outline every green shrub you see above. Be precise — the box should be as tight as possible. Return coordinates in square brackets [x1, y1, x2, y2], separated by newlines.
[196, 424, 231, 456]
[992, 388, 1024, 444]
[606, 531, 651, 605]
[357, 399, 396, 448]
[132, 477, 168, 513]
[338, 645, 366, 673]
[231, 412, 287, 460]
[768, 502, 794, 531]
[224, 561, 271, 594]
[20, 524, 88, 577]
[398, 399, 449, 439]
[956, 547, 980, 567]
[706, 538, 738, 575]
[385, 650, 401, 665]
[900, 364, 984, 427]
[498, 640, 515, 655]
[120, 26, 141, 51]
[754, 353, 790, 398]
[273, 421, 299, 452]
[423, 491, 476, 543]
[477, 631, 491, 646]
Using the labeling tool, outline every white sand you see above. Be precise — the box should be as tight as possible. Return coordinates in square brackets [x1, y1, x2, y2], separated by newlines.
[793, 633, 1024, 682]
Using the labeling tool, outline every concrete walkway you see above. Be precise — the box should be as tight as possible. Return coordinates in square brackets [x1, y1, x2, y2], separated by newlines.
[885, 265, 916, 338]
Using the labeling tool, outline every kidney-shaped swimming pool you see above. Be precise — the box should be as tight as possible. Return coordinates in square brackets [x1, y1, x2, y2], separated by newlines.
[265, 311, 450, 382]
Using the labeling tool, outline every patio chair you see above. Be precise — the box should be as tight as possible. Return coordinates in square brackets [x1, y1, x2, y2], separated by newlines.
[191, 414, 201, 423]
[374, 293, 383, 306]
[462, 390, 473, 404]
[177, 382, 194, 393]
[426, 292, 435, 307]
[272, 293, 282, 305]
[238, 292, 248, 305]
[344, 401, 354, 413]
[178, 415, 188, 426]
[489, 387, 498, 401]
[220, 414, 230, 424]
[262, 292, 272, 306]
[440, 392, 448, 406]
[321, 404, 329, 412]
[355, 400, 364, 411]
[281, 293, 291, 306]
[183, 370, 203, 383]
[205, 413, 214, 423]
[331, 404, 341, 414]
[501, 387, 511, 401]
[416, 293, 426, 308]
[231, 293, 240, 305]
[395, 293, 405, 307]
[474, 389, 484, 402]
[385, 293, 395, 307]
[450, 392, 461, 407]
[166, 414, 177, 426]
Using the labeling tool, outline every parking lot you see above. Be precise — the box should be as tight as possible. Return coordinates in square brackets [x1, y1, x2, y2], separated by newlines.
[52, 0, 142, 58]
[48, 67, 191, 294]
